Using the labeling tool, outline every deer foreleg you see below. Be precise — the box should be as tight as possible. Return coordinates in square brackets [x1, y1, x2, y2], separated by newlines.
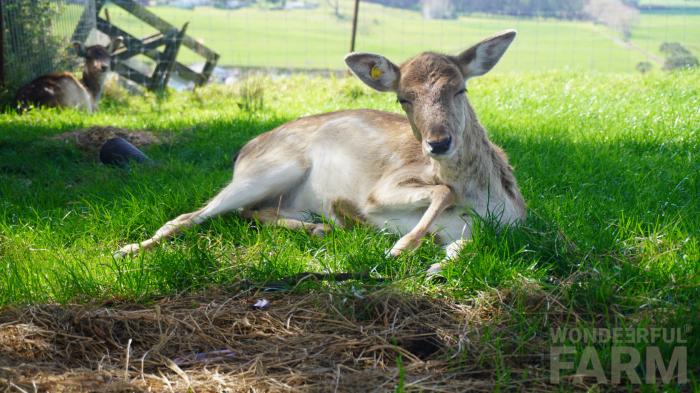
[373, 185, 455, 257]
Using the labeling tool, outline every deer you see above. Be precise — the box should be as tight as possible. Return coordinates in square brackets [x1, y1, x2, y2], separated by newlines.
[15, 37, 123, 113]
[116, 30, 526, 275]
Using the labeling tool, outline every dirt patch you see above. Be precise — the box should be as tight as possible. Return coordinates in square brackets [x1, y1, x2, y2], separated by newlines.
[51, 126, 167, 158]
[0, 288, 562, 392]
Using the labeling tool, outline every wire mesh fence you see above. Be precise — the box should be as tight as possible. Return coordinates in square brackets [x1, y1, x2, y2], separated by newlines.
[99, 0, 697, 76]
[2, 0, 698, 99]
[0, 0, 99, 102]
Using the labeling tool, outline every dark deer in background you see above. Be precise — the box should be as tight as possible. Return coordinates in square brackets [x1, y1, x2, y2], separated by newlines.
[15, 37, 123, 113]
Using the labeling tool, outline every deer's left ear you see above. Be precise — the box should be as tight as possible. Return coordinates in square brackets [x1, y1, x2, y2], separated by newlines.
[455, 29, 516, 79]
[72, 41, 86, 57]
[345, 53, 400, 92]
[108, 36, 124, 53]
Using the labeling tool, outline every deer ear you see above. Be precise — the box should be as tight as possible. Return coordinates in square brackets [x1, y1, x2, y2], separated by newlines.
[345, 53, 400, 92]
[108, 36, 124, 53]
[456, 29, 516, 79]
[72, 41, 86, 57]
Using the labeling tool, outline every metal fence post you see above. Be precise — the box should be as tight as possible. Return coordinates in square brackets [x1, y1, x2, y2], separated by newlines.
[0, 0, 5, 88]
[350, 0, 360, 53]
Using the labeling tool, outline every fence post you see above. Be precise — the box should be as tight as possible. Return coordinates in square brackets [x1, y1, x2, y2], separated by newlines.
[350, 0, 360, 53]
[0, 0, 4, 88]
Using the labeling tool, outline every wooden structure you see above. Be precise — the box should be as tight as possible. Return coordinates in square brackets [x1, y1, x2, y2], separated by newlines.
[71, 0, 219, 91]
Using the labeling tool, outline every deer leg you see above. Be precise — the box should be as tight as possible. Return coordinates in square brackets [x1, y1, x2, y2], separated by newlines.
[115, 163, 307, 257]
[241, 208, 330, 237]
[366, 184, 455, 257]
[426, 238, 470, 276]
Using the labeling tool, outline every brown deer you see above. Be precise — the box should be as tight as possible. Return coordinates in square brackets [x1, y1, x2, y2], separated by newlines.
[116, 30, 525, 274]
[15, 37, 123, 113]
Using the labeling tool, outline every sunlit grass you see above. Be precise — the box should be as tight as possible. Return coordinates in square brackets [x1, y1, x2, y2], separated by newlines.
[0, 70, 698, 388]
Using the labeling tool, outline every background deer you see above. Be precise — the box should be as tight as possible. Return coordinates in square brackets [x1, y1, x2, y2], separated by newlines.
[117, 30, 525, 274]
[15, 37, 123, 113]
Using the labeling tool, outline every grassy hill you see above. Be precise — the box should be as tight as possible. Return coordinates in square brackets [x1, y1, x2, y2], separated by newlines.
[101, 1, 699, 72]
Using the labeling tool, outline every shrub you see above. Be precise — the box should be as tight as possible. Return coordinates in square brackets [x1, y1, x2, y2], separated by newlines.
[1, 0, 74, 107]
[660, 42, 699, 71]
[635, 61, 653, 74]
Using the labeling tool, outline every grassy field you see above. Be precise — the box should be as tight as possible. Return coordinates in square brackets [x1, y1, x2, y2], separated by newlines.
[632, 10, 700, 56]
[100, 1, 699, 73]
[0, 70, 698, 389]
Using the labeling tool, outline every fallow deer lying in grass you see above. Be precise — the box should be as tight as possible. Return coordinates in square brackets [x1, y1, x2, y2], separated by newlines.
[117, 30, 526, 274]
[15, 37, 123, 113]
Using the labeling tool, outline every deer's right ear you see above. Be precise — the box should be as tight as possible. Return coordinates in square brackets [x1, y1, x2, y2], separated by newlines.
[345, 53, 400, 92]
[72, 41, 86, 57]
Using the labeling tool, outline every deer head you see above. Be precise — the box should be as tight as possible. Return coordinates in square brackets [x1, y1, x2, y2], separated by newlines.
[72, 36, 123, 80]
[345, 30, 516, 159]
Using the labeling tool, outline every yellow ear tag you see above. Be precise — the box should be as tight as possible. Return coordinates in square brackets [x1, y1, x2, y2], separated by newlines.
[370, 65, 383, 80]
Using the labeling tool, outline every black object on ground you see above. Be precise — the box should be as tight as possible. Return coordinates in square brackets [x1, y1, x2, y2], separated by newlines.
[99, 137, 151, 167]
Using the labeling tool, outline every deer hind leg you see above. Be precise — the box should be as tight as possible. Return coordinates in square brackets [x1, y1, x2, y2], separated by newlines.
[241, 208, 330, 237]
[115, 162, 307, 257]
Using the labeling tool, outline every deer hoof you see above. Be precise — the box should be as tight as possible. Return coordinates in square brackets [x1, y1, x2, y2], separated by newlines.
[387, 236, 420, 257]
[386, 246, 403, 258]
[426, 262, 443, 275]
[114, 243, 139, 258]
[310, 224, 328, 237]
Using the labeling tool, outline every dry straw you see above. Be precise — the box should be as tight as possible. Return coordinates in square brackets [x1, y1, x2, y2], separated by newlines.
[0, 285, 565, 392]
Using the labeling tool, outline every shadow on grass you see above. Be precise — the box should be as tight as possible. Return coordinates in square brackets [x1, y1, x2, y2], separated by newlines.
[1, 117, 698, 389]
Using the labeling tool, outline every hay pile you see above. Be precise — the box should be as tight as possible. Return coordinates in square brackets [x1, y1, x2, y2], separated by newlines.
[51, 126, 166, 157]
[0, 288, 559, 392]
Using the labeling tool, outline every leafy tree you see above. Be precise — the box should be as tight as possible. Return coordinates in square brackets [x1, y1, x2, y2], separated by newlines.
[660, 42, 699, 71]
[584, 0, 639, 41]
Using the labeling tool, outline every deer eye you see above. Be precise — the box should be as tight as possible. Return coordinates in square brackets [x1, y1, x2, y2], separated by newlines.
[455, 89, 466, 97]
[397, 97, 411, 105]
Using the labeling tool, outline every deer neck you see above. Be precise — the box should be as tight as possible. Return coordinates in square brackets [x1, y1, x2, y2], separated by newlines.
[81, 70, 106, 104]
[431, 102, 497, 191]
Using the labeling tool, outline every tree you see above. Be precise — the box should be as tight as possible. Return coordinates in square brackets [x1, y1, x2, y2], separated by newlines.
[584, 0, 639, 41]
[421, 0, 454, 19]
[660, 42, 699, 71]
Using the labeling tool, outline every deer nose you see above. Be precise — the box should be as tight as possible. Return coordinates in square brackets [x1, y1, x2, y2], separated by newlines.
[427, 136, 452, 155]
[100, 64, 109, 72]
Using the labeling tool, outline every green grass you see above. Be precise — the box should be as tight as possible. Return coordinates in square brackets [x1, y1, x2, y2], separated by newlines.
[632, 10, 700, 56]
[100, 1, 699, 73]
[1, 71, 698, 388]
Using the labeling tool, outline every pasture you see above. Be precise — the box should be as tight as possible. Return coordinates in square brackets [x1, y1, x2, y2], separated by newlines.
[102, 1, 700, 72]
[0, 70, 698, 390]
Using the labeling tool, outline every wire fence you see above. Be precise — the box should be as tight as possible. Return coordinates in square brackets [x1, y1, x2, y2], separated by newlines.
[0, 0, 99, 100]
[1, 0, 698, 97]
[101, 0, 698, 77]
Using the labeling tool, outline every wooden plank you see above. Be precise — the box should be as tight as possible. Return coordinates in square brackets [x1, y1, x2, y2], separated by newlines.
[93, 0, 218, 91]
[70, 0, 106, 44]
[199, 60, 216, 86]
[113, 62, 154, 89]
[173, 62, 206, 85]
[109, 0, 219, 62]
[152, 23, 188, 90]
[162, 23, 190, 88]
[98, 17, 176, 62]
